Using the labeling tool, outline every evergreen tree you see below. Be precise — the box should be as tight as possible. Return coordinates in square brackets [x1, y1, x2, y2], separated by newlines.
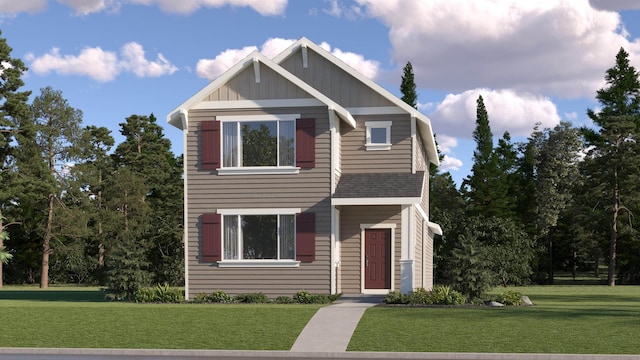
[31, 86, 84, 288]
[582, 48, 640, 286]
[400, 62, 418, 109]
[0, 30, 31, 287]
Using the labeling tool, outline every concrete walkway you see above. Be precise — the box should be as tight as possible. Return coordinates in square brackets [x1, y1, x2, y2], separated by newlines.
[290, 295, 383, 352]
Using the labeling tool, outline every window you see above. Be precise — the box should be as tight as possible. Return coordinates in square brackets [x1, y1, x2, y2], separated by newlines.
[365, 121, 392, 151]
[222, 120, 295, 168]
[200, 211, 315, 266]
[223, 214, 295, 260]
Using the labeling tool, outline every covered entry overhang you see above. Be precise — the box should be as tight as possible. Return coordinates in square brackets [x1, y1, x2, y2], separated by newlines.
[331, 172, 426, 294]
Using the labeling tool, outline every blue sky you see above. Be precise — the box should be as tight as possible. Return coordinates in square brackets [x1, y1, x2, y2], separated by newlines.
[1, 0, 639, 185]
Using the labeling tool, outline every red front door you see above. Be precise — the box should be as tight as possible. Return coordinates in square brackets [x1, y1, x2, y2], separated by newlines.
[364, 229, 391, 289]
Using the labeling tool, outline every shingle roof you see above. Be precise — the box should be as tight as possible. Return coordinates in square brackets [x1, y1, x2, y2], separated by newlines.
[333, 171, 425, 199]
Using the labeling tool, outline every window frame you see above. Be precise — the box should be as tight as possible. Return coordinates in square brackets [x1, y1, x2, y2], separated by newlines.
[365, 121, 392, 151]
[217, 208, 301, 268]
[217, 114, 300, 175]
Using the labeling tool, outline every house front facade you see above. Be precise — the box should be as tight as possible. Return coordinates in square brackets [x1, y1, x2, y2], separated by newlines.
[167, 38, 441, 299]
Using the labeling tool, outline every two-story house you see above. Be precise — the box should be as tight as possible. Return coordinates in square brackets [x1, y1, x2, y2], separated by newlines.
[167, 38, 441, 299]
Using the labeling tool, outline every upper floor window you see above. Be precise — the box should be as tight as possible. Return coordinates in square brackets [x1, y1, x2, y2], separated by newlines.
[222, 120, 294, 167]
[200, 115, 316, 174]
[365, 121, 392, 151]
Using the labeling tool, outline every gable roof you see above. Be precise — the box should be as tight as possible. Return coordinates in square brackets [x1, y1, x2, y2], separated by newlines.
[166, 50, 356, 130]
[274, 37, 439, 166]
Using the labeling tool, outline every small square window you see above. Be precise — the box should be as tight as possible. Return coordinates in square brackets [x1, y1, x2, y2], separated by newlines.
[365, 121, 392, 151]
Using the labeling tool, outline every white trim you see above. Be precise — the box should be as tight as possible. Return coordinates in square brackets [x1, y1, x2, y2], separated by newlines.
[428, 221, 443, 236]
[193, 99, 324, 110]
[217, 114, 300, 122]
[218, 260, 300, 268]
[411, 116, 417, 174]
[415, 203, 428, 221]
[253, 58, 260, 83]
[217, 208, 301, 215]
[360, 224, 395, 294]
[347, 107, 406, 115]
[332, 197, 421, 206]
[182, 130, 189, 300]
[331, 207, 340, 294]
[365, 121, 392, 151]
[361, 223, 397, 229]
[400, 205, 413, 293]
[329, 110, 338, 194]
[179, 109, 189, 133]
[301, 43, 308, 68]
[217, 167, 300, 176]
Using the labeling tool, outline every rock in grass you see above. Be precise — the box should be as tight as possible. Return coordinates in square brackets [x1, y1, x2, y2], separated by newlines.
[489, 301, 505, 307]
[521, 295, 534, 306]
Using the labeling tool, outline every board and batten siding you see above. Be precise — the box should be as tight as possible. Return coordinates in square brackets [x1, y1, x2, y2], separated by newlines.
[280, 49, 395, 108]
[341, 115, 413, 173]
[206, 65, 313, 101]
[185, 106, 332, 298]
[415, 130, 430, 215]
[338, 205, 402, 294]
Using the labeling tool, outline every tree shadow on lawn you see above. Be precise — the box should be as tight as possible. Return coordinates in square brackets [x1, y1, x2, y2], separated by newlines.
[0, 289, 107, 302]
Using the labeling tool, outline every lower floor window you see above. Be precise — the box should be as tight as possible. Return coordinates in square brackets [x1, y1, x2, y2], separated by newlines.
[223, 214, 295, 260]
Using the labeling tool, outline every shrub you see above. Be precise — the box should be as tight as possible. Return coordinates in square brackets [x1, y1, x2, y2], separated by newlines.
[275, 296, 294, 304]
[500, 290, 524, 306]
[135, 287, 156, 303]
[310, 294, 331, 304]
[383, 290, 407, 304]
[134, 283, 183, 303]
[293, 290, 314, 304]
[406, 288, 434, 305]
[235, 292, 269, 303]
[430, 285, 466, 305]
[192, 292, 210, 303]
[328, 293, 343, 302]
[209, 290, 232, 303]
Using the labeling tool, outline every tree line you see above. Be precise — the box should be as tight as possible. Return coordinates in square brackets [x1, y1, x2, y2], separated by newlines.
[0, 32, 183, 299]
[404, 47, 640, 297]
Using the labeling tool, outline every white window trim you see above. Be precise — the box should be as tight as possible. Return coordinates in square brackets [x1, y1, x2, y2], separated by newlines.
[365, 121, 392, 151]
[218, 114, 300, 171]
[218, 208, 301, 267]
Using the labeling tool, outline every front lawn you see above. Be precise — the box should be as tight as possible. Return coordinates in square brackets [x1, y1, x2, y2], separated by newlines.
[0, 287, 321, 350]
[348, 285, 640, 354]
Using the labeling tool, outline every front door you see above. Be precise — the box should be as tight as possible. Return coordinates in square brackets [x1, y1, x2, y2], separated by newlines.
[364, 229, 391, 289]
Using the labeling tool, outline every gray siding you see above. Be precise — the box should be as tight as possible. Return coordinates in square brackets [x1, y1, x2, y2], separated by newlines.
[338, 205, 401, 294]
[280, 49, 395, 108]
[416, 130, 430, 214]
[206, 65, 312, 101]
[341, 115, 413, 173]
[186, 106, 332, 298]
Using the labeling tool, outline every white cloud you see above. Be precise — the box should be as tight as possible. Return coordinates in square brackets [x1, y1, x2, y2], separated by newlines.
[589, 0, 640, 11]
[58, 0, 109, 15]
[139, 0, 287, 16]
[26, 42, 177, 82]
[435, 134, 457, 154]
[120, 42, 178, 77]
[440, 155, 463, 172]
[26, 47, 120, 82]
[354, 0, 640, 98]
[429, 88, 561, 138]
[196, 38, 380, 81]
[0, 0, 46, 14]
[564, 111, 578, 120]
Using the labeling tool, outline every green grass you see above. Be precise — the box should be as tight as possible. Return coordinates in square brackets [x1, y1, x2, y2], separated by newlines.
[348, 285, 640, 354]
[0, 287, 321, 350]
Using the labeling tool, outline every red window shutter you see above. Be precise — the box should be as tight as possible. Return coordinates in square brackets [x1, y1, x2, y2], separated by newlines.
[296, 212, 315, 262]
[201, 121, 220, 170]
[296, 118, 315, 169]
[202, 213, 221, 262]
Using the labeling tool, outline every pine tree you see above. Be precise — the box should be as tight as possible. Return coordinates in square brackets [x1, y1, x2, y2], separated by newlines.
[582, 48, 640, 286]
[400, 62, 418, 109]
[0, 30, 31, 287]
